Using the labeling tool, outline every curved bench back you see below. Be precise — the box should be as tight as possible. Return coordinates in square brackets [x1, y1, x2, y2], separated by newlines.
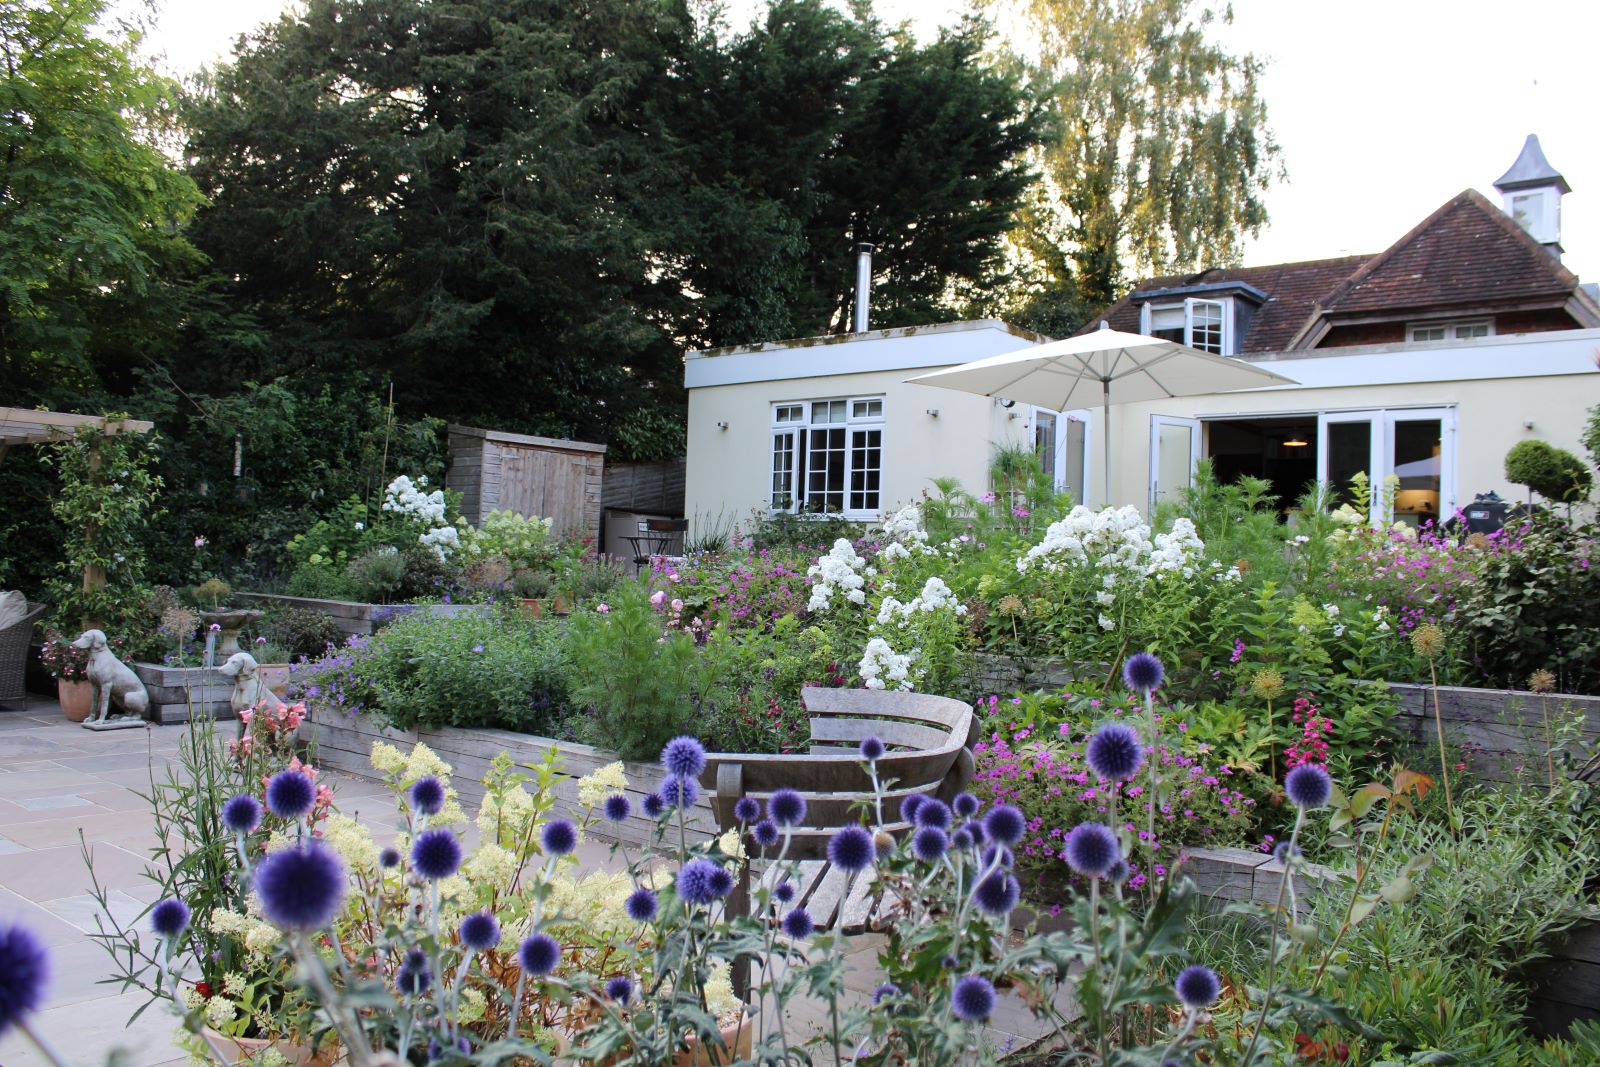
[698, 686, 976, 862]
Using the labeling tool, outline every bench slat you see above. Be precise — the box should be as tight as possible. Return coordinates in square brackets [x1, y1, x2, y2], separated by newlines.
[801, 687, 972, 730]
[804, 865, 852, 928]
[702, 746, 959, 793]
[839, 870, 878, 933]
[809, 717, 950, 750]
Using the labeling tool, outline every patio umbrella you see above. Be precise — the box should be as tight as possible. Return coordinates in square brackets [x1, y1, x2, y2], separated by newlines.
[906, 326, 1298, 505]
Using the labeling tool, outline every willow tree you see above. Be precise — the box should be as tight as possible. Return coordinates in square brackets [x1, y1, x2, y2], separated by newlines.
[997, 0, 1281, 313]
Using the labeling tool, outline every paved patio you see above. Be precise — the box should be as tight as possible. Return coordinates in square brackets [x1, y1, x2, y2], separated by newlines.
[0, 699, 1065, 1065]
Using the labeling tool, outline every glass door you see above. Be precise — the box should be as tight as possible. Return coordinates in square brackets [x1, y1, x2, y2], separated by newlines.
[1319, 412, 1379, 520]
[1318, 408, 1456, 525]
[1149, 416, 1202, 510]
[1032, 407, 1093, 505]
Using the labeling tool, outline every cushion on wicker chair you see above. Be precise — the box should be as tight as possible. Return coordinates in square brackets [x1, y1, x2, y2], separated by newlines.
[0, 591, 27, 632]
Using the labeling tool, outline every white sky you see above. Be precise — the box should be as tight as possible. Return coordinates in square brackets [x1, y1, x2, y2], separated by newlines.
[136, 0, 1600, 282]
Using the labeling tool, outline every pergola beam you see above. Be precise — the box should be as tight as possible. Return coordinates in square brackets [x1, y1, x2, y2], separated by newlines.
[0, 408, 154, 458]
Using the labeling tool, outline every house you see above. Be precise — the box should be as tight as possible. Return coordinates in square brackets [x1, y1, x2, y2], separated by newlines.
[683, 136, 1600, 531]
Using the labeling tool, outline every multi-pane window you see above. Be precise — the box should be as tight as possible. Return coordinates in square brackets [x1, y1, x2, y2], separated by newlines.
[1408, 320, 1493, 343]
[770, 396, 885, 517]
[1142, 298, 1231, 354]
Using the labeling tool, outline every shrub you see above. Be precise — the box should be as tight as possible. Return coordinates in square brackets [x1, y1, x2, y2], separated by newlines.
[564, 581, 702, 759]
[264, 609, 346, 659]
[296, 608, 569, 733]
[1505, 439, 1593, 503]
[345, 547, 406, 603]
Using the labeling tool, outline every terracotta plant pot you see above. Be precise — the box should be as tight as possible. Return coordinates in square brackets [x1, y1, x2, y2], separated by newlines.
[202, 1029, 333, 1067]
[520, 597, 550, 619]
[550, 594, 572, 616]
[676, 1013, 752, 1067]
[254, 662, 293, 698]
[57, 679, 93, 722]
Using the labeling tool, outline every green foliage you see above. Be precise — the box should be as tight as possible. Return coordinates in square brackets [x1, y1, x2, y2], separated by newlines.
[995, 0, 1281, 308]
[1583, 402, 1600, 471]
[298, 607, 569, 733]
[262, 608, 345, 660]
[0, 0, 205, 404]
[44, 420, 164, 632]
[739, 509, 864, 552]
[344, 547, 406, 604]
[1505, 439, 1593, 503]
[459, 511, 555, 573]
[1456, 517, 1600, 693]
[564, 582, 703, 759]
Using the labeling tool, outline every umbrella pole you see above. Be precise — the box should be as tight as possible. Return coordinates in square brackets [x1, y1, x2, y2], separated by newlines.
[1101, 378, 1112, 508]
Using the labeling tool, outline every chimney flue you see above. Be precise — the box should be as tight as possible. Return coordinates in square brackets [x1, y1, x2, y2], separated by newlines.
[853, 242, 876, 333]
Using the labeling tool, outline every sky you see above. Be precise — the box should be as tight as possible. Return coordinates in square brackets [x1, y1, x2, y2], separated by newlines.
[133, 0, 1600, 283]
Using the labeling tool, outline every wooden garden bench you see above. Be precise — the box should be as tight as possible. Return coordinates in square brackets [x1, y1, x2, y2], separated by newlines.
[697, 686, 977, 990]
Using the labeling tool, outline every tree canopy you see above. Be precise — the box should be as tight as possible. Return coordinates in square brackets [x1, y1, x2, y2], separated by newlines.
[989, 0, 1281, 321]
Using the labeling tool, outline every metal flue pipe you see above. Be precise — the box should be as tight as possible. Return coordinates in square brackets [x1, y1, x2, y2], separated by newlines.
[853, 243, 876, 333]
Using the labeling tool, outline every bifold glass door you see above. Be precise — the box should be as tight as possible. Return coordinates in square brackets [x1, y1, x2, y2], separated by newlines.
[1318, 408, 1454, 525]
[1150, 416, 1202, 510]
[1032, 407, 1092, 505]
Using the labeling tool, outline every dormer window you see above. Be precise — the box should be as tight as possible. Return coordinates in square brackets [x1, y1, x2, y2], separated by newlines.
[1141, 297, 1232, 355]
[1407, 319, 1493, 343]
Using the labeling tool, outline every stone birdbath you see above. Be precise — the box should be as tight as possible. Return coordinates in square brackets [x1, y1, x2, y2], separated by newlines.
[198, 608, 264, 660]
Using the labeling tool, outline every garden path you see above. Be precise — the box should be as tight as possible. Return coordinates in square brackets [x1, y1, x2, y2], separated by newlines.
[0, 702, 1070, 1065]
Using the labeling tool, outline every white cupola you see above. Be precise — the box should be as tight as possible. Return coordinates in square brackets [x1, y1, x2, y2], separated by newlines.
[1494, 134, 1570, 256]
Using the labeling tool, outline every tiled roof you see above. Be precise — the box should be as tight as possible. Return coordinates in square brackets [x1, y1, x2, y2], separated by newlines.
[1084, 255, 1373, 354]
[1082, 189, 1594, 353]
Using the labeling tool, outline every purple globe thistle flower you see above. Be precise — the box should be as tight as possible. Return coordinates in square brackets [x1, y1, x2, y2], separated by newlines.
[708, 864, 735, 899]
[914, 799, 952, 830]
[752, 819, 779, 848]
[408, 775, 445, 816]
[983, 804, 1026, 847]
[1272, 841, 1301, 864]
[1122, 651, 1166, 693]
[642, 793, 666, 819]
[150, 898, 191, 939]
[950, 826, 975, 851]
[828, 826, 875, 873]
[768, 788, 806, 827]
[658, 776, 699, 810]
[952, 792, 979, 819]
[253, 842, 347, 930]
[603, 794, 633, 823]
[1086, 722, 1144, 782]
[859, 736, 885, 762]
[221, 794, 262, 834]
[660, 736, 707, 780]
[517, 933, 561, 976]
[459, 911, 500, 952]
[772, 881, 795, 905]
[872, 982, 901, 1006]
[403, 947, 428, 971]
[1064, 822, 1120, 879]
[781, 908, 814, 939]
[396, 963, 432, 996]
[912, 826, 949, 863]
[981, 843, 1014, 870]
[541, 819, 578, 857]
[972, 872, 1020, 917]
[733, 796, 760, 823]
[378, 846, 402, 869]
[951, 975, 997, 1022]
[1106, 858, 1131, 886]
[1175, 964, 1221, 1009]
[624, 887, 658, 923]
[899, 794, 926, 824]
[605, 975, 633, 1004]
[0, 920, 49, 1038]
[1285, 764, 1332, 809]
[962, 819, 987, 846]
[265, 770, 315, 820]
[411, 828, 463, 881]
[677, 859, 729, 906]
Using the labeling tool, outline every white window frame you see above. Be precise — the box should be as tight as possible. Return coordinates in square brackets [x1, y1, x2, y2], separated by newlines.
[1406, 319, 1494, 343]
[1030, 406, 1093, 503]
[1316, 406, 1457, 525]
[769, 395, 885, 519]
[1139, 297, 1234, 355]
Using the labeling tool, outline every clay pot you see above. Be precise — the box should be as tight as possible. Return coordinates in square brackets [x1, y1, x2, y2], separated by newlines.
[550, 594, 573, 616]
[57, 679, 93, 722]
[520, 597, 550, 619]
[676, 1013, 752, 1067]
[254, 662, 293, 697]
[202, 1029, 333, 1067]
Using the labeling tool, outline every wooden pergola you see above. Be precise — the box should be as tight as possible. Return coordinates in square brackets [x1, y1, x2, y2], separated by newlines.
[0, 408, 153, 466]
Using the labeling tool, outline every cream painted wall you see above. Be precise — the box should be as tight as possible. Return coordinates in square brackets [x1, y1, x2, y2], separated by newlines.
[1103, 372, 1599, 514]
[685, 368, 1028, 535]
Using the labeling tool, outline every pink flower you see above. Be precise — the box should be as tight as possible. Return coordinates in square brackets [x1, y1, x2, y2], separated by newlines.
[596, 603, 610, 613]
[670, 598, 684, 612]
[650, 590, 666, 607]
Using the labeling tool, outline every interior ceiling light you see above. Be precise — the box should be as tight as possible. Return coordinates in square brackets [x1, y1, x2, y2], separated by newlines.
[1282, 436, 1308, 447]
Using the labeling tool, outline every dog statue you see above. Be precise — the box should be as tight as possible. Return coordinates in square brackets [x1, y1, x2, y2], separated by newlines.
[71, 629, 149, 727]
[217, 651, 286, 719]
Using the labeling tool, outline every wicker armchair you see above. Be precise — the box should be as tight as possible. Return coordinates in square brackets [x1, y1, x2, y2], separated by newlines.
[0, 601, 47, 706]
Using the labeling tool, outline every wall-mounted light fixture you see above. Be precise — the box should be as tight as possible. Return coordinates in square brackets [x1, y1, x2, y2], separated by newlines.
[716, 421, 729, 431]
[926, 408, 939, 418]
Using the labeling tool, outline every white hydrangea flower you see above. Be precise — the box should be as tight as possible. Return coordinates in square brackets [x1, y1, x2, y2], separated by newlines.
[576, 762, 628, 809]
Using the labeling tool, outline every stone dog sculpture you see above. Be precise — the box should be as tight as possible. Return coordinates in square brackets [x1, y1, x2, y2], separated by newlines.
[217, 651, 286, 719]
[71, 629, 149, 728]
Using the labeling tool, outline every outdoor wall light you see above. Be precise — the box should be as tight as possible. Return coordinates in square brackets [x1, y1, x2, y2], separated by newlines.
[716, 421, 729, 431]
[926, 408, 939, 418]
